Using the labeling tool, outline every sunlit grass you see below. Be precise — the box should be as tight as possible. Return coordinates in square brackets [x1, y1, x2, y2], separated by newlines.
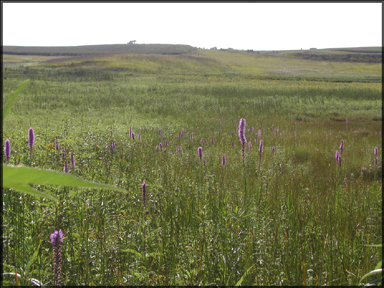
[2, 61, 382, 286]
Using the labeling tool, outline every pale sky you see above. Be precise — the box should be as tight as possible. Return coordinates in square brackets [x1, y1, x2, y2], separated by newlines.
[2, 2, 382, 51]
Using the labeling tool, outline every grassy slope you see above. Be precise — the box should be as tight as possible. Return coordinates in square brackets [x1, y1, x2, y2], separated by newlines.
[3, 44, 382, 82]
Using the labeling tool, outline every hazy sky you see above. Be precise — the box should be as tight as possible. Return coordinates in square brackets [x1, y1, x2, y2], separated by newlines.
[2, 2, 382, 50]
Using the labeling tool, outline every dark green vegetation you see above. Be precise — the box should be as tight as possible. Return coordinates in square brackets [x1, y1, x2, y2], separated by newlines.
[2, 44, 382, 286]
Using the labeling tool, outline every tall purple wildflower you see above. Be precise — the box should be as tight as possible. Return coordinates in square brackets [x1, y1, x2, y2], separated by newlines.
[222, 155, 226, 165]
[335, 151, 341, 166]
[129, 127, 132, 138]
[4, 139, 11, 162]
[198, 147, 203, 160]
[50, 229, 64, 286]
[258, 140, 263, 170]
[28, 127, 34, 157]
[159, 142, 162, 150]
[112, 140, 116, 149]
[64, 161, 69, 173]
[54, 136, 59, 151]
[211, 137, 215, 145]
[339, 140, 344, 155]
[70, 152, 75, 168]
[238, 118, 247, 163]
[248, 141, 252, 149]
[131, 132, 135, 140]
[272, 146, 275, 155]
[200, 138, 204, 145]
[165, 140, 168, 147]
[374, 147, 379, 166]
[190, 134, 193, 141]
[142, 183, 147, 207]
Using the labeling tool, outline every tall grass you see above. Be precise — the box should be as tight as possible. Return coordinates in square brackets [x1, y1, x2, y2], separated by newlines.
[2, 67, 382, 286]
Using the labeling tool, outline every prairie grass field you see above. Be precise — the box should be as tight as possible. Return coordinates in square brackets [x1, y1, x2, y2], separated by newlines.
[2, 45, 382, 286]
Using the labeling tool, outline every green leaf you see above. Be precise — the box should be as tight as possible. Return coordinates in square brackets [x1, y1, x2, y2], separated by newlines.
[235, 264, 255, 286]
[360, 268, 383, 283]
[3, 79, 30, 121]
[121, 248, 143, 259]
[3, 165, 128, 200]
[3, 181, 58, 201]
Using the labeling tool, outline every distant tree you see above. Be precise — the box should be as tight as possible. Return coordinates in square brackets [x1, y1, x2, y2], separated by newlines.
[128, 40, 137, 44]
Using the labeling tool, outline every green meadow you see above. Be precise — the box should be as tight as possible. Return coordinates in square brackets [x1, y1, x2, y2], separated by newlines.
[2, 44, 382, 286]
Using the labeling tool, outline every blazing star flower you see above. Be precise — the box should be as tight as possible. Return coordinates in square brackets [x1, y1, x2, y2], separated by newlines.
[165, 140, 168, 146]
[138, 133, 141, 139]
[238, 118, 247, 163]
[54, 136, 59, 151]
[112, 140, 116, 149]
[222, 155, 226, 165]
[258, 129, 262, 137]
[258, 140, 263, 152]
[156, 145, 159, 151]
[211, 137, 215, 145]
[28, 127, 35, 157]
[198, 147, 203, 160]
[238, 118, 246, 144]
[335, 150, 339, 160]
[142, 183, 147, 206]
[203, 159, 206, 166]
[64, 161, 69, 173]
[4, 139, 10, 161]
[272, 146, 275, 154]
[190, 134, 193, 141]
[131, 132, 135, 140]
[339, 140, 344, 155]
[28, 127, 35, 148]
[50, 229, 64, 286]
[176, 146, 180, 153]
[200, 138, 204, 145]
[159, 143, 162, 149]
[248, 141, 252, 149]
[70, 152, 75, 168]
[374, 147, 379, 156]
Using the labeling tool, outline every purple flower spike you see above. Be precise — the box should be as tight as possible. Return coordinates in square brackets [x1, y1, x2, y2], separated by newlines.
[112, 140, 116, 149]
[238, 118, 247, 144]
[70, 152, 75, 168]
[165, 140, 168, 146]
[222, 155, 226, 165]
[190, 134, 193, 141]
[272, 146, 275, 154]
[156, 145, 159, 151]
[28, 127, 35, 148]
[200, 138, 204, 145]
[4, 139, 11, 161]
[198, 147, 203, 160]
[64, 161, 69, 173]
[131, 132, 135, 140]
[335, 150, 339, 160]
[203, 159, 206, 166]
[159, 143, 162, 149]
[28, 127, 35, 157]
[238, 118, 247, 163]
[258, 128, 262, 137]
[138, 133, 141, 139]
[54, 136, 59, 151]
[374, 147, 379, 156]
[178, 132, 181, 140]
[248, 141, 252, 149]
[142, 183, 147, 206]
[258, 140, 263, 152]
[211, 137, 214, 145]
[50, 229, 64, 245]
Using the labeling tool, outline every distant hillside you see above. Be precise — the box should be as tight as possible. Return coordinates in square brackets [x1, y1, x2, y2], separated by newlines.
[2, 44, 198, 56]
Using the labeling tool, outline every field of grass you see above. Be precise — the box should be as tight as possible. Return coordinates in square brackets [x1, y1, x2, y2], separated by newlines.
[2, 44, 382, 286]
